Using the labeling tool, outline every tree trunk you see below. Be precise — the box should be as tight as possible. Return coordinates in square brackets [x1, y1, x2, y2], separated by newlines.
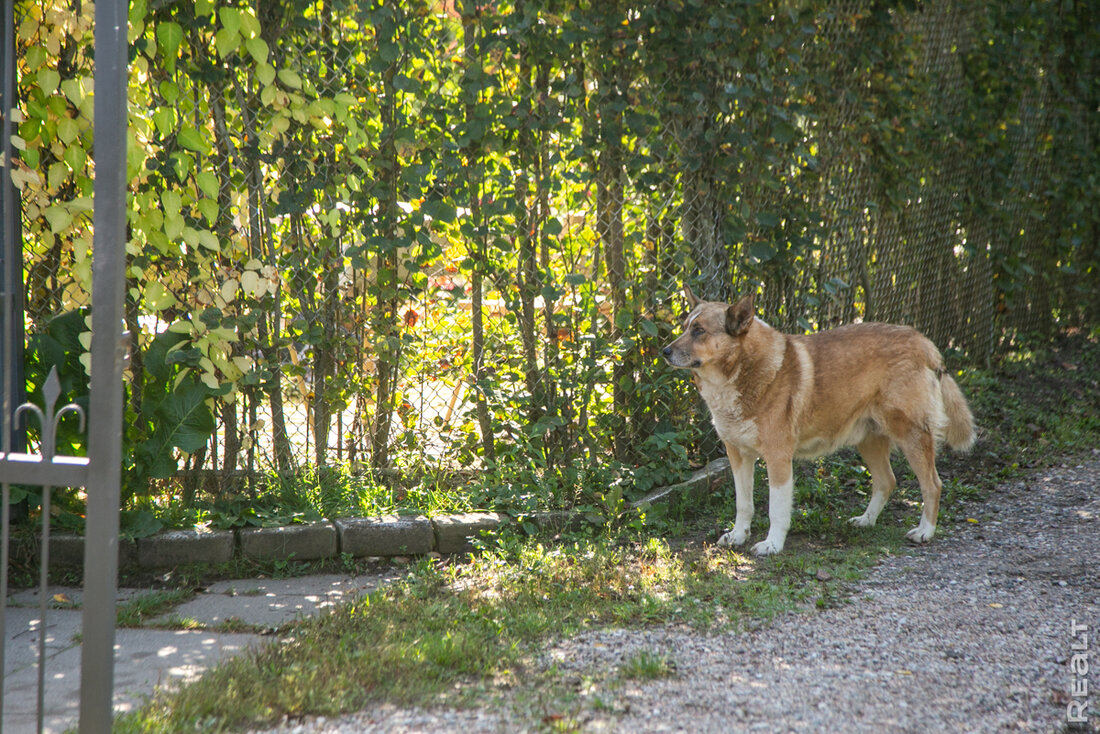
[370, 3, 403, 473]
[460, 3, 495, 462]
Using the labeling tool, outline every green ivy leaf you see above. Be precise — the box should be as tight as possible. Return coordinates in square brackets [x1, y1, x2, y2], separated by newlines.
[238, 9, 260, 39]
[215, 27, 239, 58]
[196, 198, 218, 224]
[139, 378, 217, 478]
[755, 212, 780, 228]
[245, 37, 269, 64]
[159, 80, 180, 105]
[161, 190, 182, 218]
[195, 170, 219, 199]
[177, 128, 210, 155]
[36, 68, 60, 96]
[749, 241, 776, 262]
[277, 69, 303, 90]
[153, 107, 175, 136]
[155, 22, 183, 73]
[43, 205, 72, 233]
[379, 40, 401, 64]
[256, 62, 276, 87]
[196, 229, 220, 251]
[217, 8, 241, 36]
[771, 120, 799, 145]
[48, 162, 68, 190]
[24, 45, 47, 71]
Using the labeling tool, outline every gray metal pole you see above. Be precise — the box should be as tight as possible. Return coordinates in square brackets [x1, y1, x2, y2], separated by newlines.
[0, 0, 15, 722]
[78, 0, 128, 729]
[0, 0, 24, 462]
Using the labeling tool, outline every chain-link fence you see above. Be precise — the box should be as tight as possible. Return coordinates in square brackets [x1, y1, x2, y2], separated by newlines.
[10, 0, 1099, 503]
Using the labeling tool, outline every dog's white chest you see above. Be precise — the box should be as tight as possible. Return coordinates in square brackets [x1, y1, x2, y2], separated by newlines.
[699, 382, 758, 448]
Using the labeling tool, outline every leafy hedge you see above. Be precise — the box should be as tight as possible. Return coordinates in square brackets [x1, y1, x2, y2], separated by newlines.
[12, 0, 1099, 517]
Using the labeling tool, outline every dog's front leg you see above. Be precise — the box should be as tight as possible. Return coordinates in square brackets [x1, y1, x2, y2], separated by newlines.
[751, 458, 793, 556]
[717, 443, 756, 547]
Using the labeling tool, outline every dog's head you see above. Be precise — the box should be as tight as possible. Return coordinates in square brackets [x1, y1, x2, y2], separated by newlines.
[662, 286, 755, 372]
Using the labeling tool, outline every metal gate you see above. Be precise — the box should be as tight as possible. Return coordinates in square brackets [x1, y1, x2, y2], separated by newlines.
[1, 0, 127, 731]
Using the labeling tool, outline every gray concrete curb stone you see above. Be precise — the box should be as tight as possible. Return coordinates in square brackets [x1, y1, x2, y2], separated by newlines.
[33, 466, 726, 571]
[532, 510, 585, 533]
[239, 521, 338, 562]
[432, 512, 505, 554]
[630, 457, 731, 508]
[47, 534, 137, 570]
[336, 515, 433, 558]
[136, 529, 234, 569]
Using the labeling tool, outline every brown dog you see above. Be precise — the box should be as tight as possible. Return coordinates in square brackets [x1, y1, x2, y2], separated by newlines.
[663, 287, 976, 555]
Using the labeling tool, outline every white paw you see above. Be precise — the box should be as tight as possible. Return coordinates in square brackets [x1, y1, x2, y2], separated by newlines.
[905, 519, 936, 543]
[848, 513, 875, 528]
[751, 537, 784, 556]
[717, 526, 749, 547]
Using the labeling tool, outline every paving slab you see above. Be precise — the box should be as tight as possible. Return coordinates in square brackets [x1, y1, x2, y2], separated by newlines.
[3, 623, 259, 734]
[3, 584, 260, 734]
[3, 570, 400, 733]
[155, 572, 402, 629]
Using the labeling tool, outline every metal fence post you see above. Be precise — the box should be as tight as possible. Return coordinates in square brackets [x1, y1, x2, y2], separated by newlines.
[0, 0, 16, 723]
[78, 0, 128, 730]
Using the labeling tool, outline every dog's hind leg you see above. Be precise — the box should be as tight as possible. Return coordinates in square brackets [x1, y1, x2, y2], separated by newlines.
[899, 432, 943, 543]
[849, 433, 897, 528]
[717, 443, 756, 547]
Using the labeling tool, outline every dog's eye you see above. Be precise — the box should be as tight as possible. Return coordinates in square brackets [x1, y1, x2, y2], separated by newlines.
[691, 326, 705, 337]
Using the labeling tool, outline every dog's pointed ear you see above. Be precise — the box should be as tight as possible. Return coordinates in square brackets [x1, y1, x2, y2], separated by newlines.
[684, 285, 699, 310]
[725, 294, 755, 336]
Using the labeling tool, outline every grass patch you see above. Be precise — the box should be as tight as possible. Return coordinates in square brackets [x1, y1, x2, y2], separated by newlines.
[114, 331, 1100, 732]
[116, 589, 195, 628]
[618, 650, 678, 681]
[115, 523, 903, 733]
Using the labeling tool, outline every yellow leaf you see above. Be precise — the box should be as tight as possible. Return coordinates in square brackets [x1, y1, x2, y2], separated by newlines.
[220, 278, 238, 304]
[53, 593, 72, 604]
[232, 356, 254, 374]
[18, 17, 40, 41]
[167, 320, 193, 335]
[240, 269, 260, 296]
[988, 603, 1003, 609]
[144, 281, 178, 312]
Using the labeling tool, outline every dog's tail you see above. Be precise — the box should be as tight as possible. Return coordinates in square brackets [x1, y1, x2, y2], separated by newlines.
[940, 373, 976, 451]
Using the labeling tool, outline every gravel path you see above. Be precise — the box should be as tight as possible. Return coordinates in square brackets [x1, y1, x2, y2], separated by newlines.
[254, 457, 1100, 733]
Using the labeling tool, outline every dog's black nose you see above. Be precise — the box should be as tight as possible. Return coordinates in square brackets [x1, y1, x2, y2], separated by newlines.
[662, 346, 672, 358]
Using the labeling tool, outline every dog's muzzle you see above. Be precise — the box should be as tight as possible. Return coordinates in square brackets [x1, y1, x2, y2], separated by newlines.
[662, 345, 698, 369]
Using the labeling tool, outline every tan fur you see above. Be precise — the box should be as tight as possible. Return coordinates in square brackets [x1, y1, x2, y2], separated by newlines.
[663, 287, 976, 555]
